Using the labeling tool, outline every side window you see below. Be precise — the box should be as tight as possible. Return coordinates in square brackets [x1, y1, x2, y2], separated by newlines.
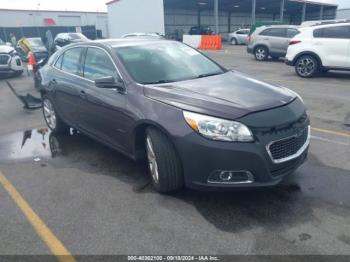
[313, 28, 323, 38]
[236, 30, 244, 35]
[83, 47, 120, 81]
[317, 26, 350, 39]
[54, 54, 63, 69]
[61, 47, 83, 75]
[287, 29, 299, 38]
[260, 28, 286, 37]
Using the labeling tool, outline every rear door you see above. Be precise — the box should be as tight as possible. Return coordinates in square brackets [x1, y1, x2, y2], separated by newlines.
[260, 28, 288, 56]
[236, 30, 249, 44]
[313, 25, 350, 68]
[51, 47, 85, 125]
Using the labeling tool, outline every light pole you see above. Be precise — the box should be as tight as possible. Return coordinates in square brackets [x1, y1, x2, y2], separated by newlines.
[35, 2, 41, 37]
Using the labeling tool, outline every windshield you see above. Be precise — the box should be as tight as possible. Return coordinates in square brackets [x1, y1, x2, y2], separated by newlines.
[28, 38, 44, 47]
[115, 42, 225, 84]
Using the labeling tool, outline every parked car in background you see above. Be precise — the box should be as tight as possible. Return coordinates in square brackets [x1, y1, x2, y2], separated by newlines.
[229, 29, 250, 45]
[17, 37, 49, 63]
[247, 25, 300, 61]
[286, 22, 350, 78]
[54, 33, 89, 47]
[121, 33, 164, 39]
[0, 44, 23, 77]
[39, 39, 309, 193]
[189, 26, 213, 35]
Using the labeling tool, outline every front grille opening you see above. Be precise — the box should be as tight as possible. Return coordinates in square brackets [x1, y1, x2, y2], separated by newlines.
[268, 127, 309, 163]
[0, 55, 10, 65]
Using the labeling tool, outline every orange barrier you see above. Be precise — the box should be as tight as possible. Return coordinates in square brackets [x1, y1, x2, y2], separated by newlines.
[199, 35, 222, 50]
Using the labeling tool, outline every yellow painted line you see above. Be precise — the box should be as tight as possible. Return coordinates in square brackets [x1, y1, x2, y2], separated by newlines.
[312, 127, 350, 138]
[0, 173, 76, 262]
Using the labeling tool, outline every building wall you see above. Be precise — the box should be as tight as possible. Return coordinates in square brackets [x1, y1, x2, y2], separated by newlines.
[107, 0, 164, 38]
[337, 9, 350, 19]
[0, 9, 108, 37]
[164, 7, 337, 38]
[164, 8, 283, 39]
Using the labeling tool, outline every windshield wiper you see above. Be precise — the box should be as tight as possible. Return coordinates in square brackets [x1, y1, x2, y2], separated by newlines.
[142, 80, 173, 85]
[197, 72, 223, 78]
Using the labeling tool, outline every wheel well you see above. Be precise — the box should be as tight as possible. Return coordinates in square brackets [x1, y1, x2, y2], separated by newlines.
[40, 89, 47, 98]
[133, 123, 177, 161]
[254, 45, 269, 53]
[293, 52, 323, 67]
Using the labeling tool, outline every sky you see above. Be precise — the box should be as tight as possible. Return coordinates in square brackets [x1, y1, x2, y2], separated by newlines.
[0, 0, 349, 12]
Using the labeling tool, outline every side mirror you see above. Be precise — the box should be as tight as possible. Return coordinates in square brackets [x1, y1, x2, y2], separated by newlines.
[94, 76, 125, 92]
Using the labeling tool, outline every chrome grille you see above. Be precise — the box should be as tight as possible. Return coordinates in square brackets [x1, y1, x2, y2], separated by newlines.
[267, 126, 310, 164]
[0, 54, 10, 65]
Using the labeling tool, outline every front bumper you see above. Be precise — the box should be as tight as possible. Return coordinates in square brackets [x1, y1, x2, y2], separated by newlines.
[173, 99, 309, 190]
[176, 131, 308, 191]
[0, 55, 23, 75]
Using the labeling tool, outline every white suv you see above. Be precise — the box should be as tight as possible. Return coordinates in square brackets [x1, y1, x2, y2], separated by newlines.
[285, 23, 350, 77]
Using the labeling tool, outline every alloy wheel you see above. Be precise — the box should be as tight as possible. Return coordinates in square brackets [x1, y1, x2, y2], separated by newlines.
[296, 57, 315, 77]
[146, 136, 159, 184]
[255, 48, 266, 60]
[43, 99, 57, 130]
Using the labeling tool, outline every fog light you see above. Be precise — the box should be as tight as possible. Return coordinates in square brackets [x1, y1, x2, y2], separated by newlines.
[208, 170, 254, 184]
[219, 171, 233, 181]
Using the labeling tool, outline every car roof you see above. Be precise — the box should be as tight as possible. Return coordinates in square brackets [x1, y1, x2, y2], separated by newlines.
[66, 39, 174, 49]
[308, 22, 350, 29]
[263, 25, 299, 29]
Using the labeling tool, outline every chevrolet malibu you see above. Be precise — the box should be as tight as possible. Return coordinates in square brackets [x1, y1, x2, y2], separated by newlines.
[39, 39, 310, 193]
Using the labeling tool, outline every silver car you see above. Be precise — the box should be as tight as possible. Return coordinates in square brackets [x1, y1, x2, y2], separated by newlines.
[247, 25, 300, 61]
[228, 29, 250, 45]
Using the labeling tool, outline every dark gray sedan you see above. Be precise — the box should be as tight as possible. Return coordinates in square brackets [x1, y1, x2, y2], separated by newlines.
[39, 39, 310, 193]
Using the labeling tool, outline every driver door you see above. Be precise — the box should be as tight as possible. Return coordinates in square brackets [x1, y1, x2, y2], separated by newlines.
[77, 47, 129, 151]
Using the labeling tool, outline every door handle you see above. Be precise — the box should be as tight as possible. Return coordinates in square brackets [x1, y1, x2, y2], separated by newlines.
[79, 90, 87, 99]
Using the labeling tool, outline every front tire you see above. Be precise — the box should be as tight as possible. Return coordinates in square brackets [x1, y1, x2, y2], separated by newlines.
[42, 96, 68, 133]
[231, 38, 238, 45]
[295, 55, 319, 78]
[146, 128, 184, 193]
[254, 46, 268, 61]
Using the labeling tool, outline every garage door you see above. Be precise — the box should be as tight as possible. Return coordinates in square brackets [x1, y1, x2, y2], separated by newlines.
[58, 15, 82, 26]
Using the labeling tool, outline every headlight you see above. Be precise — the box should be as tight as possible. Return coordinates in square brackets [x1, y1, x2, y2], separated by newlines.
[183, 111, 254, 142]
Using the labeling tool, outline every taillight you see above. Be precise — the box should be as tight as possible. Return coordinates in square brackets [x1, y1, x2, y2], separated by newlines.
[247, 36, 251, 43]
[289, 40, 301, 45]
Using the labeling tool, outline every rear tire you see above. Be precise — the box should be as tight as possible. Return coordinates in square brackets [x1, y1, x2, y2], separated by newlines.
[254, 46, 268, 61]
[295, 55, 319, 78]
[42, 96, 68, 133]
[145, 128, 184, 193]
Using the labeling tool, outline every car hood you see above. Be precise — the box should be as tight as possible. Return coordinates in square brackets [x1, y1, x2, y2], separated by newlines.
[0, 45, 14, 54]
[144, 71, 297, 120]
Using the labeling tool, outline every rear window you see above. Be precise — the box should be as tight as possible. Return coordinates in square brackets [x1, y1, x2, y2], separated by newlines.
[313, 26, 350, 39]
[260, 28, 286, 37]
